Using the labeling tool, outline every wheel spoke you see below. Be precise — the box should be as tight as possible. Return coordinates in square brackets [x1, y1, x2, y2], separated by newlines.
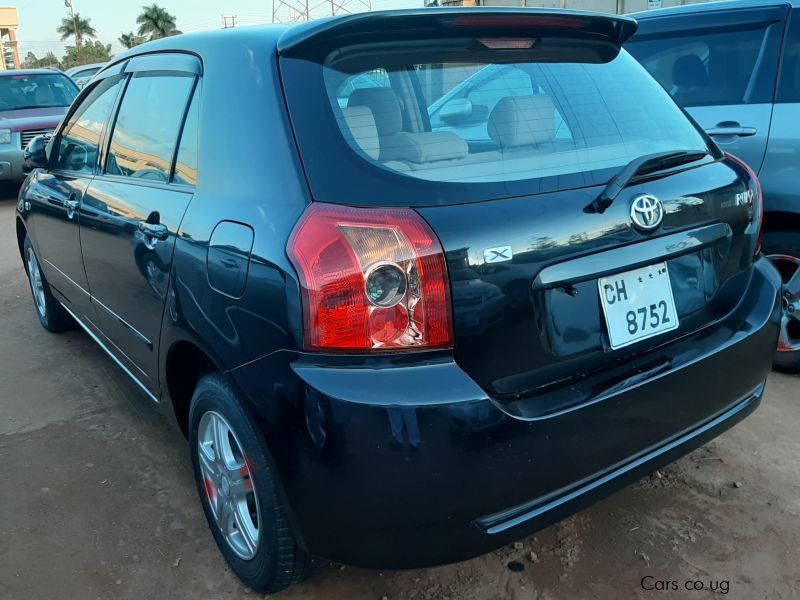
[778, 315, 800, 351]
[198, 442, 217, 478]
[785, 264, 800, 298]
[217, 498, 231, 534]
[213, 417, 229, 466]
[233, 504, 258, 556]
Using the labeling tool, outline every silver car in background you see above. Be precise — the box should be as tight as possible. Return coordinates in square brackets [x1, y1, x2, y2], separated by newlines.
[627, 0, 800, 373]
[65, 62, 106, 89]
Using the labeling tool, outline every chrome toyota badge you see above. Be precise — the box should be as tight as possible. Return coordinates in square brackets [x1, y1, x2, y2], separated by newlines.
[630, 194, 664, 231]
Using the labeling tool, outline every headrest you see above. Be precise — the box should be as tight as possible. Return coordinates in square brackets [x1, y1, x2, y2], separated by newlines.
[488, 95, 556, 148]
[348, 87, 403, 137]
[381, 131, 468, 164]
[672, 54, 708, 89]
[341, 106, 380, 161]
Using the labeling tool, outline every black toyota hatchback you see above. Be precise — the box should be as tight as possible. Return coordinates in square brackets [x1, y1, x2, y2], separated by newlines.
[15, 8, 782, 593]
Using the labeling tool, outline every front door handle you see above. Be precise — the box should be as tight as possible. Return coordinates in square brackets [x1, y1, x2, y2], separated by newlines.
[138, 221, 169, 243]
[705, 125, 757, 138]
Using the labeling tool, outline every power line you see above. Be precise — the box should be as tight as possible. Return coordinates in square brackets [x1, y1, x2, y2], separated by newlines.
[272, 0, 373, 23]
[221, 15, 238, 29]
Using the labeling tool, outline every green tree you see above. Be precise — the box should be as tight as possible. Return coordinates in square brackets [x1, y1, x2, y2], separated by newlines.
[136, 4, 181, 40]
[61, 40, 112, 70]
[22, 51, 60, 69]
[56, 13, 97, 47]
[118, 32, 145, 49]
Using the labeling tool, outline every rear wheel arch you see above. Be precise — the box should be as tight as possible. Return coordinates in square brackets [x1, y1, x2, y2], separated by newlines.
[164, 340, 219, 436]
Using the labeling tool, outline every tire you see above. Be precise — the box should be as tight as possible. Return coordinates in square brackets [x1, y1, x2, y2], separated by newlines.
[22, 235, 74, 333]
[188, 373, 309, 593]
[763, 231, 800, 373]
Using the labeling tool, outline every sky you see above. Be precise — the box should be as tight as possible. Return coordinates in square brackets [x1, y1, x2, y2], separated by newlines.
[14, 0, 425, 60]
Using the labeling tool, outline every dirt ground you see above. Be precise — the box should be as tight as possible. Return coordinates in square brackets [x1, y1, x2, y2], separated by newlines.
[1, 195, 799, 600]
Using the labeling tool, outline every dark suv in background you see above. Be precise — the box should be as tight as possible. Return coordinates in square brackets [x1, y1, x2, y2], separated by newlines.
[16, 8, 781, 594]
[627, 0, 800, 371]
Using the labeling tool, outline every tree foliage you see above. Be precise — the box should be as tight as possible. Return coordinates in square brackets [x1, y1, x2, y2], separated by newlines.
[60, 41, 113, 70]
[118, 32, 146, 49]
[136, 4, 181, 40]
[22, 51, 60, 69]
[56, 13, 97, 45]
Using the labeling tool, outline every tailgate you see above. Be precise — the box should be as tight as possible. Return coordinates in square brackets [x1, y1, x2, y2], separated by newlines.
[417, 159, 759, 408]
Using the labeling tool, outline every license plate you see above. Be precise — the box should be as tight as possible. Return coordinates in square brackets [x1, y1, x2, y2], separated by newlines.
[598, 262, 679, 350]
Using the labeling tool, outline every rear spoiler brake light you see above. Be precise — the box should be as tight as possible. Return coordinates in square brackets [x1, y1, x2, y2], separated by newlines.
[277, 8, 638, 57]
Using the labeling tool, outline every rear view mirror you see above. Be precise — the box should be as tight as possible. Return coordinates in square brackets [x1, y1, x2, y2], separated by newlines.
[439, 98, 474, 125]
[23, 135, 49, 172]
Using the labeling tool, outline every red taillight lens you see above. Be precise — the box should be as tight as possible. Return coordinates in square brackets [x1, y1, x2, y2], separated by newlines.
[287, 203, 453, 352]
[725, 152, 763, 256]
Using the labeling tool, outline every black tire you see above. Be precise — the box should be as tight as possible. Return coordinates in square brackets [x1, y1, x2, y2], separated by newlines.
[188, 373, 309, 593]
[22, 235, 74, 333]
[763, 231, 800, 373]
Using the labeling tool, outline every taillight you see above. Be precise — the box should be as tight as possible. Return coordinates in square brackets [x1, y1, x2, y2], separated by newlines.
[287, 203, 453, 352]
[725, 152, 763, 256]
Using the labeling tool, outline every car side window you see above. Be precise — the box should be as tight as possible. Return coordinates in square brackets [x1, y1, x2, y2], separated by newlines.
[52, 75, 122, 174]
[173, 85, 199, 186]
[105, 73, 195, 183]
[629, 24, 779, 106]
[777, 10, 800, 103]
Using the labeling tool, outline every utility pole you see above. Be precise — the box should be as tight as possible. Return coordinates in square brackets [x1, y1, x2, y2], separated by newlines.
[222, 15, 238, 28]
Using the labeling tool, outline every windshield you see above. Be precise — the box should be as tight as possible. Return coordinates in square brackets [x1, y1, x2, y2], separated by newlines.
[0, 73, 78, 110]
[281, 39, 711, 206]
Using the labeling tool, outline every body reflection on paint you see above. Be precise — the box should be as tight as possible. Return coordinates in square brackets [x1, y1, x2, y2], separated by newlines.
[387, 407, 421, 449]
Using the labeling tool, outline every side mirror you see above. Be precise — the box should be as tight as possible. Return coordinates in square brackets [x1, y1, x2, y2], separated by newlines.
[439, 98, 474, 125]
[23, 135, 49, 172]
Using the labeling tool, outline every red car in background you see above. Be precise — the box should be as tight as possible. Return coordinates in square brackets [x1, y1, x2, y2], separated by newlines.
[0, 69, 78, 183]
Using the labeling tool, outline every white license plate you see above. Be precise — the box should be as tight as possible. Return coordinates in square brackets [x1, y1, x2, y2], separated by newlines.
[598, 262, 679, 350]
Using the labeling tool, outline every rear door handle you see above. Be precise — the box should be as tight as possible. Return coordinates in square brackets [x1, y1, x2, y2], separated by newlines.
[705, 126, 757, 137]
[138, 221, 169, 242]
[63, 193, 78, 219]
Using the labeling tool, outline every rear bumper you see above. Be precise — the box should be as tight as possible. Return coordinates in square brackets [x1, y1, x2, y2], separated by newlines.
[232, 257, 781, 569]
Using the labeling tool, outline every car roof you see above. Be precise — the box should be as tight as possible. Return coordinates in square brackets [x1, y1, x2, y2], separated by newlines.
[105, 7, 637, 69]
[632, 0, 796, 19]
[0, 68, 67, 77]
[65, 62, 107, 75]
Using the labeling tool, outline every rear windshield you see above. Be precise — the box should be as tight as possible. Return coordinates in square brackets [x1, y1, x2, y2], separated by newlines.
[281, 38, 710, 206]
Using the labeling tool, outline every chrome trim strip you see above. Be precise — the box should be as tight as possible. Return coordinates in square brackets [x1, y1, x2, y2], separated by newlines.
[477, 385, 762, 534]
[532, 222, 732, 290]
[91, 295, 153, 350]
[59, 302, 159, 404]
[43, 258, 90, 297]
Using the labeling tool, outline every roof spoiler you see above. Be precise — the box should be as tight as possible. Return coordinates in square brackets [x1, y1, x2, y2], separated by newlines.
[277, 8, 638, 57]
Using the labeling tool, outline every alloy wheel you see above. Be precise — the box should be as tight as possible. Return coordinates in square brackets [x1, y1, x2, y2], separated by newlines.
[25, 247, 47, 318]
[197, 411, 261, 560]
[767, 254, 800, 353]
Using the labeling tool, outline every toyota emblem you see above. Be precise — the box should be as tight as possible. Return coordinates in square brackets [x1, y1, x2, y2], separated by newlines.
[630, 195, 664, 231]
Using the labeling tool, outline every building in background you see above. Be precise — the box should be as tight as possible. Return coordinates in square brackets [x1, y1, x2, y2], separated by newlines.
[425, 0, 712, 14]
[0, 7, 19, 70]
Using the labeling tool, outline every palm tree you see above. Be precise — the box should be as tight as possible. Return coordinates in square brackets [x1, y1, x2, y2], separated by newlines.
[136, 4, 181, 41]
[56, 13, 97, 47]
[118, 32, 145, 49]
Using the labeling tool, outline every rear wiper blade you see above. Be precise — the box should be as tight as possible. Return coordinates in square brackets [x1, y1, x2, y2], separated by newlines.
[585, 149, 711, 214]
